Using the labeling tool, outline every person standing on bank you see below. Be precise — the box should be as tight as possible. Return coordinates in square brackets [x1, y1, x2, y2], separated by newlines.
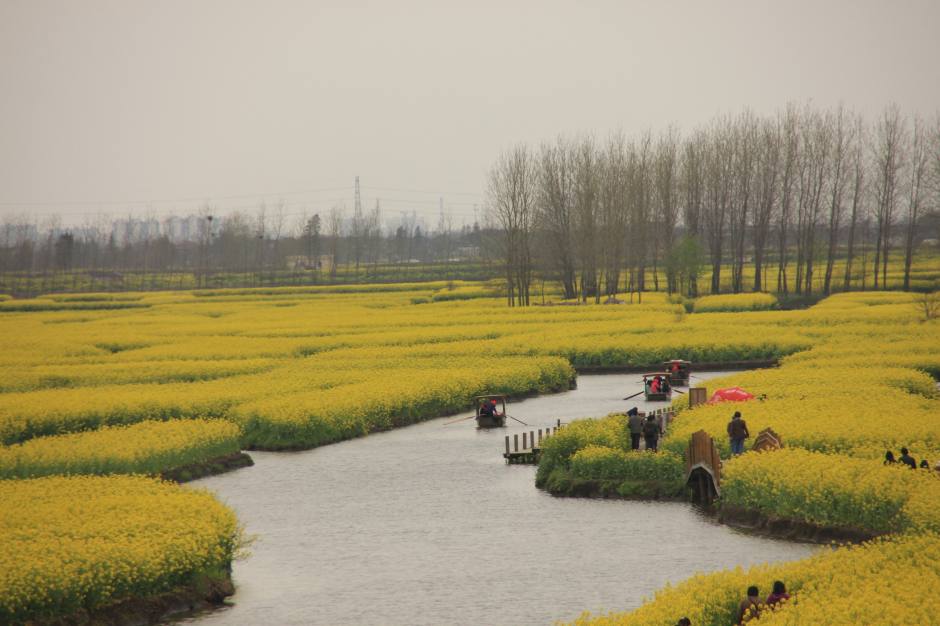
[626, 407, 644, 451]
[727, 411, 750, 456]
[643, 414, 660, 452]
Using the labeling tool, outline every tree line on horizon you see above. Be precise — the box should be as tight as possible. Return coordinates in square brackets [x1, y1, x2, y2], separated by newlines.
[486, 103, 940, 306]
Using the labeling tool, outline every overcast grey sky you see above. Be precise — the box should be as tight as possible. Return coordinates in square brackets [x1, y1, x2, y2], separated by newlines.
[1, 0, 938, 226]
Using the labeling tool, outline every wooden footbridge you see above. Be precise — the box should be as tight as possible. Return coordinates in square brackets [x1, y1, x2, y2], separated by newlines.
[503, 420, 563, 464]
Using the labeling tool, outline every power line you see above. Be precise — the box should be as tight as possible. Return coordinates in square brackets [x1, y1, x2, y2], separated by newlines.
[0, 185, 354, 208]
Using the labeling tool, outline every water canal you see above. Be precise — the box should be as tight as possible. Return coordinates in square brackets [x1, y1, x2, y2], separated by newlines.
[181, 372, 815, 626]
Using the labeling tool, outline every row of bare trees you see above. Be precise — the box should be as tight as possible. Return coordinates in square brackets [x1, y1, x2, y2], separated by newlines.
[0, 202, 488, 294]
[486, 104, 940, 306]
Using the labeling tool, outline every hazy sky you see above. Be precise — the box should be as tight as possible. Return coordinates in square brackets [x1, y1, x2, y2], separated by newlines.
[2, 0, 939, 227]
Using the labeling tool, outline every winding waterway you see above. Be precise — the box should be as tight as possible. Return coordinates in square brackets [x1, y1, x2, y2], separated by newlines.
[181, 372, 815, 626]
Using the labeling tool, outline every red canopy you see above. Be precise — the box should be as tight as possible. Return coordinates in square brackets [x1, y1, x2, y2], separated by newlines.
[708, 387, 755, 403]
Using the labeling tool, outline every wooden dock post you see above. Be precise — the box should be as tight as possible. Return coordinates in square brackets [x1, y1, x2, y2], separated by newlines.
[505, 435, 510, 456]
[688, 387, 707, 408]
[538, 429, 543, 443]
[513, 433, 519, 452]
[556, 418, 561, 428]
[522, 432, 527, 449]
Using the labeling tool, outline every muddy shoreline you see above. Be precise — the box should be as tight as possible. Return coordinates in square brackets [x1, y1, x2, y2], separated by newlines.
[30, 571, 234, 626]
[161, 451, 254, 483]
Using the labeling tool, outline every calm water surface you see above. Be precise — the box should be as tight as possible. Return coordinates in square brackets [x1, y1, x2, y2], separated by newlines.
[181, 372, 815, 626]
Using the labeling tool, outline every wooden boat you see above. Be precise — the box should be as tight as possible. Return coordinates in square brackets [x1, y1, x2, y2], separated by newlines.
[474, 395, 507, 428]
[663, 359, 692, 387]
[642, 373, 672, 402]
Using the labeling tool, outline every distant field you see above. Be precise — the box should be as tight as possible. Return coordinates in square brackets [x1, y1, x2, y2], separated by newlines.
[1, 248, 936, 297]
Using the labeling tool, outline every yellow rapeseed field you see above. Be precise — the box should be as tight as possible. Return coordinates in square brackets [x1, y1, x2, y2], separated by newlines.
[0, 475, 240, 623]
[0, 283, 938, 623]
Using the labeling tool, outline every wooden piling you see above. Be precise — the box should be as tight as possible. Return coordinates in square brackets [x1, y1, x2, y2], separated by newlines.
[522, 432, 527, 449]
[505, 435, 510, 455]
[689, 387, 707, 408]
[513, 433, 519, 452]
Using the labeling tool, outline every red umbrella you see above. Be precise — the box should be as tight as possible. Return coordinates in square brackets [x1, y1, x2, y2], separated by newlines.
[708, 387, 755, 403]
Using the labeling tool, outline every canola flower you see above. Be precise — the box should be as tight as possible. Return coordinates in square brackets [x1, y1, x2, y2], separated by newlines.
[565, 533, 940, 626]
[0, 475, 240, 623]
[693, 292, 778, 312]
[0, 419, 242, 479]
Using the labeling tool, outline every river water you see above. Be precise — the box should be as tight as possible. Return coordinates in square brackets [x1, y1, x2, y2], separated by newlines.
[181, 372, 815, 626]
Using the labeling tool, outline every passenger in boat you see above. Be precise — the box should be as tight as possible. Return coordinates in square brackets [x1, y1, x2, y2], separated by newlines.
[642, 414, 659, 451]
[765, 581, 790, 608]
[737, 585, 762, 624]
[884, 450, 897, 465]
[479, 400, 496, 418]
[650, 377, 660, 394]
[661, 376, 670, 393]
[626, 407, 644, 451]
[727, 411, 750, 456]
[899, 447, 917, 469]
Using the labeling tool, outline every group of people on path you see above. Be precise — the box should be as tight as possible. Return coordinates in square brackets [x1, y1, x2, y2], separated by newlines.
[625, 407, 663, 452]
[884, 447, 934, 471]
[626, 407, 749, 455]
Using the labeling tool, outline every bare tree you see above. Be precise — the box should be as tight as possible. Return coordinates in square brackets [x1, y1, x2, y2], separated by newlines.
[326, 205, 344, 279]
[600, 132, 629, 296]
[752, 118, 780, 292]
[823, 105, 853, 295]
[680, 130, 707, 296]
[654, 128, 680, 293]
[573, 136, 600, 301]
[729, 112, 757, 293]
[901, 115, 929, 291]
[871, 105, 907, 289]
[487, 144, 537, 306]
[704, 121, 733, 294]
[776, 105, 800, 294]
[536, 137, 578, 298]
[843, 115, 867, 291]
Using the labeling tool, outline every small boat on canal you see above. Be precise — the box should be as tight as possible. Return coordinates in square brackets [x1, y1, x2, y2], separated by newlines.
[663, 359, 691, 387]
[475, 394, 507, 428]
[642, 373, 672, 402]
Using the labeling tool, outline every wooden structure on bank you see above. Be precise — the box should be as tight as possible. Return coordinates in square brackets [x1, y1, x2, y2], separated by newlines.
[475, 395, 507, 428]
[663, 359, 692, 386]
[751, 427, 784, 452]
[685, 430, 721, 505]
[504, 420, 563, 464]
[688, 387, 708, 408]
[642, 373, 672, 402]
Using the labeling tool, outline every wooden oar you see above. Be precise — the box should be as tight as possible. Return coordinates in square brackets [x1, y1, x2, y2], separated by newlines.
[443, 414, 476, 426]
[507, 415, 530, 426]
[623, 390, 644, 401]
[672, 389, 686, 394]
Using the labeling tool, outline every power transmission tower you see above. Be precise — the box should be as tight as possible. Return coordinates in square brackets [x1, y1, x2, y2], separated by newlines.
[354, 176, 362, 219]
